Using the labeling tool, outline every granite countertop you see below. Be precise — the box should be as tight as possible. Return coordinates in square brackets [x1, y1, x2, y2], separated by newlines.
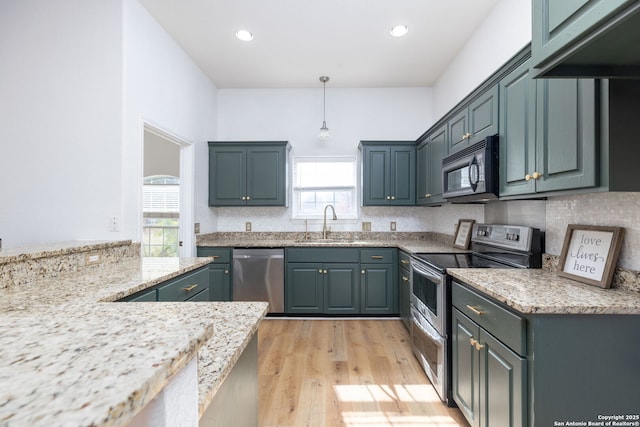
[0, 240, 131, 265]
[448, 268, 640, 315]
[0, 252, 268, 427]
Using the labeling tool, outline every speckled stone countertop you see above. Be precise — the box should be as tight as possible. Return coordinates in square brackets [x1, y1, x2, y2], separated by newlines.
[0, 240, 130, 264]
[0, 251, 268, 427]
[448, 268, 640, 315]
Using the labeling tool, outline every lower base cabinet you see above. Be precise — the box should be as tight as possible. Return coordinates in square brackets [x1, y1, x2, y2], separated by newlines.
[196, 247, 233, 301]
[285, 247, 397, 315]
[452, 308, 526, 427]
[398, 251, 411, 330]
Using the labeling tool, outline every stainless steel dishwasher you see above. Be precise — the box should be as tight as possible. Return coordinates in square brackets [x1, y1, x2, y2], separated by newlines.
[232, 248, 284, 313]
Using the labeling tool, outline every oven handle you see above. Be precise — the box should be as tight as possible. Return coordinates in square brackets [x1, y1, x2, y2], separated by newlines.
[411, 308, 445, 345]
[410, 259, 443, 283]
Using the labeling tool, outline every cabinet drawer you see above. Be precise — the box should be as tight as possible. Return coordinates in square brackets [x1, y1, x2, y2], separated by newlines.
[197, 247, 232, 263]
[360, 248, 395, 264]
[452, 281, 526, 355]
[122, 288, 157, 302]
[398, 251, 411, 269]
[158, 268, 209, 301]
[286, 248, 360, 263]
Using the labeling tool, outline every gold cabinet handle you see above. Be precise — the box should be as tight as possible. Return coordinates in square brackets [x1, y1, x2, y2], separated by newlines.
[224, 270, 229, 274]
[371, 255, 384, 259]
[469, 338, 485, 351]
[466, 305, 485, 316]
[318, 269, 323, 273]
[469, 338, 478, 346]
[525, 174, 531, 181]
[402, 276, 409, 282]
[532, 171, 542, 180]
[391, 196, 396, 200]
[424, 193, 431, 198]
[324, 269, 328, 274]
[246, 196, 251, 200]
[401, 259, 409, 265]
[361, 270, 365, 274]
[183, 284, 198, 292]
[386, 196, 391, 200]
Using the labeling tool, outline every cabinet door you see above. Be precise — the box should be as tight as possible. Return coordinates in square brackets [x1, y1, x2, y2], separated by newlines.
[499, 60, 537, 197]
[286, 263, 323, 313]
[209, 146, 246, 206]
[324, 263, 359, 314]
[398, 266, 411, 330]
[468, 85, 499, 146]
[532, 0, 634, 73]
[362, 146, 390, 205]
[246, 145, 287, 206]
[427, 125, 448, 204]
[452, 308, 481, 427]
[416, 142, 429, 205]
[360, 264, 395, 314]
[389, 146, 415, 205]
[478, 330, 527, 427]
[209, 264, 232, 301]
[448, 109, 469, 154]
[535, 78, 598, 193]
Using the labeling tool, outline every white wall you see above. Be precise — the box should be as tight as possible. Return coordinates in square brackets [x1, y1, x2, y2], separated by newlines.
[122, 0, 218, 251]
[204, 87, 433, 233]
[0, 0, 123, 248]
[432, 0, 532, 119]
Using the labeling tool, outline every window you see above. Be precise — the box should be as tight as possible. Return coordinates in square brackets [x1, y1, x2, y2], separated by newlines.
[292, 157, 358, 219]
[142, 175, 180, 257]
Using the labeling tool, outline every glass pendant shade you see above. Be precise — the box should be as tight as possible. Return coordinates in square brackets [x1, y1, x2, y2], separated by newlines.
[319, 121, 330, 140]
[318, 76, 330, 140]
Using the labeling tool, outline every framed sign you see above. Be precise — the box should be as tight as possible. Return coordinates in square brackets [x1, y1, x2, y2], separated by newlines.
[557, 224, 625, 289]
[453, 219, 475, 249]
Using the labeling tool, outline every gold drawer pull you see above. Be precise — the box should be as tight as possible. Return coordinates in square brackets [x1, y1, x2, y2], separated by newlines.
[402, 276, 409, 282]
[401, 259, 409, 265]
[183, 284, 198, 292]
[469, 338, 484, 351]
[371, 255, 384, 259]
[466, 305, 485, 316]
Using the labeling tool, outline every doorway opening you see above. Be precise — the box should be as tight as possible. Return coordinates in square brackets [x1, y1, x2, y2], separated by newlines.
[142, 124, 194, 257]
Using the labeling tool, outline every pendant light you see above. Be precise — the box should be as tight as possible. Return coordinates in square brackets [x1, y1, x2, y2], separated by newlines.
[318, 76, 330, 140]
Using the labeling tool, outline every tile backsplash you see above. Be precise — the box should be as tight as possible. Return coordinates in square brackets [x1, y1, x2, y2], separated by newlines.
[545, 192, 640, 271]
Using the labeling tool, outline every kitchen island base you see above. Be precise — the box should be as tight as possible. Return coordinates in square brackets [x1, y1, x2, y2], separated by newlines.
[199, 335, 258, 427]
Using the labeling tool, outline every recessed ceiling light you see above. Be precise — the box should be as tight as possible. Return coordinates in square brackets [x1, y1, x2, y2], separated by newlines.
[235, 29, 254, 42]
[389, 25, 409, 38]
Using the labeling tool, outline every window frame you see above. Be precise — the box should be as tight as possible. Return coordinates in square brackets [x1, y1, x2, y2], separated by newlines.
[291, 156, 359, 220]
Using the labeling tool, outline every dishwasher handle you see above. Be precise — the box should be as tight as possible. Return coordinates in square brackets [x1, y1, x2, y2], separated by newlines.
[233, 254, 285, 259]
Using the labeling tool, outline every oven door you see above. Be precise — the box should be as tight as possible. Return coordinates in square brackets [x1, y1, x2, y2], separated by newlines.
[411, 307, 447, 403]
[410, 259, 445, 335]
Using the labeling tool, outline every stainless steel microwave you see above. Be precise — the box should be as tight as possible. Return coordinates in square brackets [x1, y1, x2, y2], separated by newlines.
[442, 134, 499, 202]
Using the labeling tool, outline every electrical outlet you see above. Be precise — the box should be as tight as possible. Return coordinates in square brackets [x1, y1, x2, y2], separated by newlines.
[194, 223, 200, 234]
[362, 222, 371, 232]
[245, 222, 252, 232]
[85, 253, 101, 265]
[109, 216, 119, 232]
[390, 221, 396, 231]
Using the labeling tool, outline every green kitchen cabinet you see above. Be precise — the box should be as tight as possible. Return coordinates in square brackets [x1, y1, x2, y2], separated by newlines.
[157, 267, 210, 301]
[499, 58, 598, 198]
[359, 248, 398, 315]
[208, 141, 289, 206]
[398, 251, 411, 331]
[416, 124, 448, 206]
[124, 288, 157, 302]
[448, 85, 499, 154]
[531, 0, 640, 78]
[286, 248, 360, 314]
[360, 141, 416, 206]
[286, 262, 359, 314]
[197, 247, 233, 301]
[451, 282, 526, 427]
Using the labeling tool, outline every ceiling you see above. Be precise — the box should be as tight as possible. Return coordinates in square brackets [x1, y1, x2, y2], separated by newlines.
[138, 0, 501, 89]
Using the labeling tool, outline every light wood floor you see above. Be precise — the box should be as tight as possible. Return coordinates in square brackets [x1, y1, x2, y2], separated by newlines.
[257, 318, 470, 427]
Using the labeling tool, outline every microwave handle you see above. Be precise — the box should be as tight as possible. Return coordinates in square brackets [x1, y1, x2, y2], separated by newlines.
[468, 155, 479, 191]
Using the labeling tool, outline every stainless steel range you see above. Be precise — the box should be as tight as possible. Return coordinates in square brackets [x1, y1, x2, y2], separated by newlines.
[410, 224, 542, 405]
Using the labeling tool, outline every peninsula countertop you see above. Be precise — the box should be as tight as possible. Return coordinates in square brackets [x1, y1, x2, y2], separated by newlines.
[0, 254, 268, 427]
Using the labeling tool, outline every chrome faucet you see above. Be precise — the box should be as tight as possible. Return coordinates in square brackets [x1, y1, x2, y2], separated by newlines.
[322, 204, 337, 239]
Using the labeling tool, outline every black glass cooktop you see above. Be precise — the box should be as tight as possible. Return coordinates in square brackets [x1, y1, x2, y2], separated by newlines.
[413, 252, 528, 273]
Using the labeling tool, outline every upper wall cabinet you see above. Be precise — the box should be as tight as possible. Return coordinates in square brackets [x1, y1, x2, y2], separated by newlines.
[532, 0, 640, 78]
[499, 59, 598, 198]
[448, 85, 499, 154]
[360, 141, 416, 206]
[208, 141, 290, 206]
[416, 124, 448, 206]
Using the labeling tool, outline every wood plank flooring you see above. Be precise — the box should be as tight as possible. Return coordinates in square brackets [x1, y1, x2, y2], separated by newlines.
[258, 319, 469, 427]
